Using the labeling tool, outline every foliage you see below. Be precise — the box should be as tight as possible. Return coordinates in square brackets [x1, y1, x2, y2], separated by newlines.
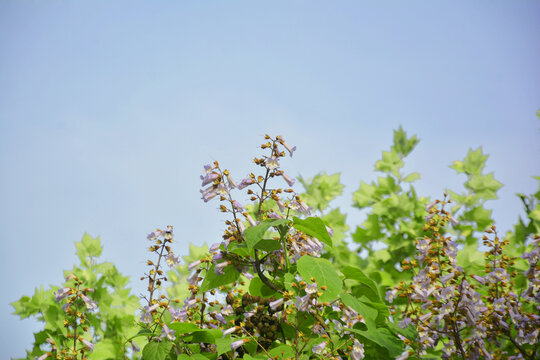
[11, 234, 142, 360]
[11, 129, 539, 360]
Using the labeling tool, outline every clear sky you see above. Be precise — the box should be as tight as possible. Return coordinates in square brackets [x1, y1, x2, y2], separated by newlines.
[1, 1, 539, 358]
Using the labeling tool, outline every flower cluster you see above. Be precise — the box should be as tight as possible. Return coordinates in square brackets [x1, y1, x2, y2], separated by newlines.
[37, 275, 98, 360]
[138, 135, 368, 359]
[388, 197, 540, 360]
[139, 226, 185, 342]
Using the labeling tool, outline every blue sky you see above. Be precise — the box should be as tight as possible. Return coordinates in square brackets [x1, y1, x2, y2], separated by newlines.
[1, 1, 539, 358]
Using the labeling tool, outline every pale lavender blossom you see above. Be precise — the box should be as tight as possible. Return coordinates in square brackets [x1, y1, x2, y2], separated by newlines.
[160, 324, 176, 341]
[140, 303, 160, 323]
[54, 288, 71, 302]
[312, 341, 326, 354]
[81, 295, 97, 311]
[386, 288, 398, 303]
[246, 214, 257, 227]
[350, 339, 365, 360]
[281, 172, 295, 187]
[242, 271, 254, 280]
[201, 172, 219, 186]
[184, 298, 197, 308]
[223, 326, 239, 336]
[187, 271, 199, 285]
[276, 199, 286, 212]
[269, 298, 284, 311]
[166, 253, 180, 267]
[230, 339, 246, 351]
[268, 212, 282, 219]
[201, 189, 219, 202]
[35, 354, 49, 360]
[188, 260, 202, 271]
[232, 200, 244, 211]
[131, 340, 140, 352]
[238, 177, 255, 190]
[209, 242, 220, 253]
[226, 173, 237, 188]
[265, 157, 279, 169]
[305, 283, 317, 294]
[279, 139, 296, 157]
[214, 261, 229, 275]
[81, 338, 94, 351]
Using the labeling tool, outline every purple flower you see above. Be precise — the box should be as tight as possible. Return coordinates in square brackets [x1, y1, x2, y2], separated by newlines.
[278, 138, 296, 157]
[160, 324, 176, 341]
[223, 326, 239, 336]
[140, 303, 159, 323]
[188, 260, 202, 271]
[268, 212, 282, 219]
[226, 173, 237, 188]
[265, 157, 279, 169]
[230, 339, 247, 351]
[281, 172, 295, 187]
[386, 288, 398, 303]
[246, 214, 257, 227]
[350, 339, 364, 360]
[269, 298, 284, 311]
[201, 172, 219, 186]
[238, 177, 255, 190]
[81, 295, 97, 311]
[81, 338, 94, 351]
[130, 340, 140, 352]
[166, 253, 180, 267]
[214, 261, 229, 275]
[54, 288, 71, 302]
[312, 341, 326, 354]
[35, 354, 49, 360]
[232, 200, 244, 211]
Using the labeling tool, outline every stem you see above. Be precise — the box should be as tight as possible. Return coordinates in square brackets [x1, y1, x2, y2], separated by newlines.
[148, 241, 167, 305]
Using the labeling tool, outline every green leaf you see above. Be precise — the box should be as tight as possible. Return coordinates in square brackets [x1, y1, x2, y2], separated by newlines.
[215, 337, 235, 356]
[340, 293, 377, 322]
[142, 341, 173, 360]
[391, 126, 419, 157]
[188, 329, 220, 344]
[88, 339, 117, 360]
[298, 172, 345, 211]
[177, 355, 208, 360]
[200, 265, 240, 292]
[352, 181, 377, 208]
[403, 172, 421, 183]
[75, 233, 102, 263]
[244, 219, 290, 251]
[349, 327, 402, 357]
[292, 216, 332, 247]
[341, 266, 381, 302]
[254, 239, 282, 252]
[467, 173, 502, 200]
[268, 344, 295, 359]
[243, 355, 268, 360]
[375, 150, 404, 175]
[284, 273, 296, 292]
[249, 277, 279, 298]
[452, 147, 488, 176]
[168, 322, 201, 334]
[297, 256, 341, 302]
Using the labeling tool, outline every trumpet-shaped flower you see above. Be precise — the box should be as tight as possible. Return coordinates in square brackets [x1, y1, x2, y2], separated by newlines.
[160, 324, 176, 341]
[81, 294, 97, 311]
[312, 341, 326, 354]
[54, 287, 71, 302]
[81, 338, 95, 351]
[350, 339, 365, 360]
